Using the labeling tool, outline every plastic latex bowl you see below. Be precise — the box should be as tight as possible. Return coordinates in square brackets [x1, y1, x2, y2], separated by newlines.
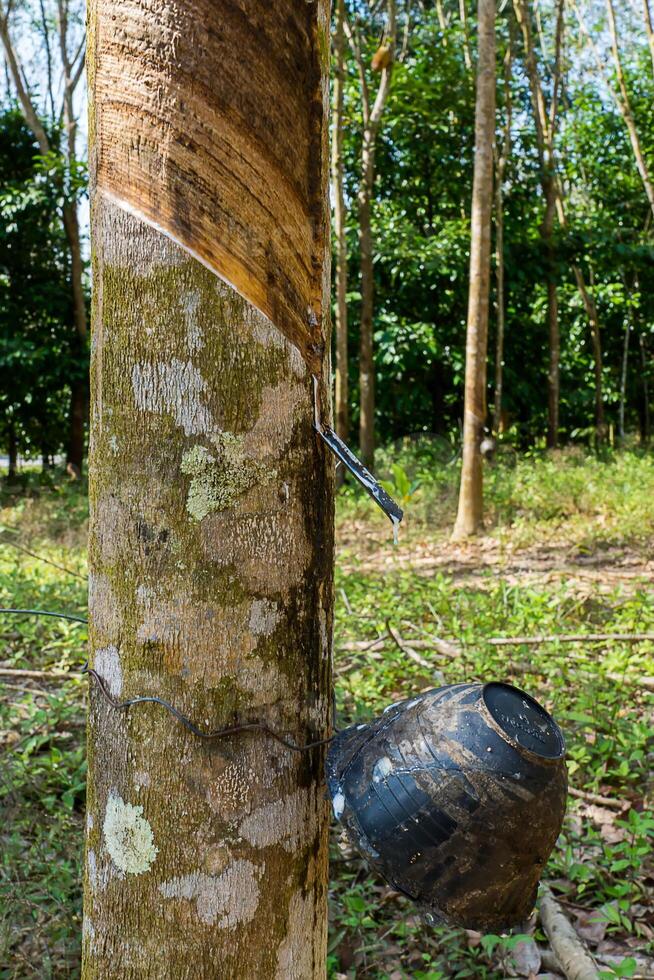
[326, 682, 567, 931]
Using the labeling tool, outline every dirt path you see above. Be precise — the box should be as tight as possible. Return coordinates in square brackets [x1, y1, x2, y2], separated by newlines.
[338, 521, 653, 595]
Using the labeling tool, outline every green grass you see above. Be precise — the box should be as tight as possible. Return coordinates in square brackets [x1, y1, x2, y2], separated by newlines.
[1, 453, 653, 978]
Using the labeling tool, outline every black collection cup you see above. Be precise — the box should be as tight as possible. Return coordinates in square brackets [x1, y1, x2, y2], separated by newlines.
[326, 681, 567, 931]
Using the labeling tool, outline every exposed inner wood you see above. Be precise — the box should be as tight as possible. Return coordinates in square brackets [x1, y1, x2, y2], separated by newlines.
[91, 0, 329, 372]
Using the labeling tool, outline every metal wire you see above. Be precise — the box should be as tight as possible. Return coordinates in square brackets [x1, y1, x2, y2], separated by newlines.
[0, 607, 333, 753]
[0, 534, 87, 582]
[0, 608, 88, 624]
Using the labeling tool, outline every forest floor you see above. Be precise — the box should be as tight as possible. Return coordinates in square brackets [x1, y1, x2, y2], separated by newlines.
[0, 447, 653, 979]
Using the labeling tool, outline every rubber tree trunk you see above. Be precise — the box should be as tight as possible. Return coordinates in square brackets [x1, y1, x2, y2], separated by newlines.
[355, 0, 396, 470]
[573, 266, 605, 442]
[544, 187, 560, 449]
[82, 2, 333, 977]
[63, 200, 88, 474]
[332, 0, 349, 455]
[619, 318, 630, 444]
[492, 36, 512, 438]
[453, 0, 496, 539]
[639, 333, 650, 445]
[358, 176, 376, 469]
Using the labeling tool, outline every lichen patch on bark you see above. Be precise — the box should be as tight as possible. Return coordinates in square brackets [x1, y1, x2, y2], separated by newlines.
[103, 793, 158, 875]
[158, 859, 261, 928]
[180, 435, 267, 521]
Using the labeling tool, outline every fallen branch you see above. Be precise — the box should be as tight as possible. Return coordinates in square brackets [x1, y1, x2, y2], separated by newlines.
[386, 621, 432, 669]
[488, 632, 654, 646]
[0, 666, 77, 680]
[607, 672, 654, 691]
[568, 786, 628, 812]
[338, 636, 388, 653]
[539, 888, 599, 980]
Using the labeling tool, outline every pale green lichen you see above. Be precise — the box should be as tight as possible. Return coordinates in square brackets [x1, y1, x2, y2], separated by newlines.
[181, 435, 267, 521]
[103, 793, 157, 875]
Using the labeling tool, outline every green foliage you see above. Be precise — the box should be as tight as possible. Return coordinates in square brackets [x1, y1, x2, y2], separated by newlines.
[4, 456, 654, 976]
[335, 3, 654, 449]
[0, 107, 88, 470]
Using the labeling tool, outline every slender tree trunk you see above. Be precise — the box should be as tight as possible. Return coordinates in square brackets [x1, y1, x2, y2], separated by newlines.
[436, 0, 448, 33]
[573, 266, 605, 441]
[459, 0, 473, 70]
[492, 168, 505, 439]
[358, 160, 376, 468]
[639, 333, 650, 445]
[514, 0, 564, 449]
[544, 187, 560, 448]
[83, 1, 333, 976]
[605, 0, 654, 219]
[332, 0, 349, 471]
[492, 34, 512, 437]
[351, 0, 397, 470]
[453, 0, 496, 539]
[67, 377, 85, 472]
[619, 318, 630, 445]
[642, 0, 654, 78]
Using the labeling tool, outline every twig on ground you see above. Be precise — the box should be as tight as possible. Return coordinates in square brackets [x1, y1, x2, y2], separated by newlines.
[489, 632, 654, 646]
[539, 887, 599, 980]
[607, 672, 654, 690]
[386, 621, 432, 669]
[338, 636, 388, 652]
[568, 786, 628, 812]
[0, 666, 77, 680]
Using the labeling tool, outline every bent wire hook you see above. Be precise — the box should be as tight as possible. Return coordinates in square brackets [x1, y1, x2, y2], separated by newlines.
[312, 376, 403, 528]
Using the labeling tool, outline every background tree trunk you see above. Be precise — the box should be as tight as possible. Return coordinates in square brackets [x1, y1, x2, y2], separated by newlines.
[492, 33, 512, 437]
[346, 0, 397, 469]
[619, 317, 630, 445]
[639, 333, 650, 445]
[573, 266, 605, 441]
[332, 0, 349, 484]
[453, 0, 496, 539]
[545, 189, 560, 449]
[83, 1, 333, 976]
[514, 0, 564, 449]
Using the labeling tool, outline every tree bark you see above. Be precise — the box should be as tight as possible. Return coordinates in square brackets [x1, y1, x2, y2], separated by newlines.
[332, 0, 349, 466]
[452, 0, 496, 539]
[83, 1, 333, 977]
